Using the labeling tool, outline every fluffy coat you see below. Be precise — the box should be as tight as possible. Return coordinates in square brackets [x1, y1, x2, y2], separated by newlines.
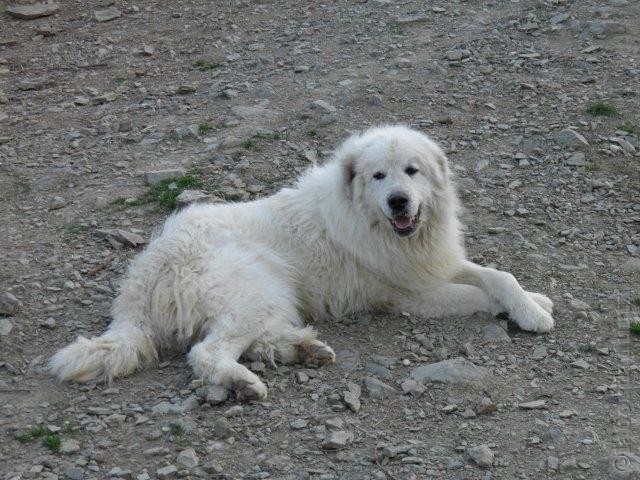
[50, 125, 554, 399]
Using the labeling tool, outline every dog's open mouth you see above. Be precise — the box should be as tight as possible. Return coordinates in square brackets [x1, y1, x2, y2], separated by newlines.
[390, 208, 420, 236]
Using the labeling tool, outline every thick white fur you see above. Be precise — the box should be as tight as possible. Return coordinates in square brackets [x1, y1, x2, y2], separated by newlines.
[50, 126, 554, 398]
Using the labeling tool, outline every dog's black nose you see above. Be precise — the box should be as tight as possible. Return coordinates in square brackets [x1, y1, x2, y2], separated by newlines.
[388, 193, 409, 212]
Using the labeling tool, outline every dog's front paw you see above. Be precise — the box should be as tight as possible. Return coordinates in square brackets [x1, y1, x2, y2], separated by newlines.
[299, 340, 336, 367]
[526, 291, 554, 314]
[512, 303, 555, 333]
[233, 378, 268, 401]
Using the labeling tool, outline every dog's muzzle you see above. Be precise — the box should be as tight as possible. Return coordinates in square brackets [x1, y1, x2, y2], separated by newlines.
[390, 206, 421, 237]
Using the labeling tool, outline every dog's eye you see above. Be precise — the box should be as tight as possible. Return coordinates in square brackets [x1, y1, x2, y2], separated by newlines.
[373, 171, 386, 180]
[405, 166, 419, 176]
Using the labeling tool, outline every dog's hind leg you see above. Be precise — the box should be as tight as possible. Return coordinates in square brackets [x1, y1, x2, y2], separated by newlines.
[247, 325, 336, 367]
[188, 320, 269, 400]
[452, 260, 554, 333]
[187, 247, 307, 400]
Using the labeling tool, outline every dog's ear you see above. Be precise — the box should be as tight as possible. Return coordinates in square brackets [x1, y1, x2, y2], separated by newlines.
[423, 139, 450, 188]
[343, 154, 356, 185]
[341, 154, 357, 199]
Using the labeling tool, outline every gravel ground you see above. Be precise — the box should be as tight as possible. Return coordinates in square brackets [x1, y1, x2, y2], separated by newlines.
[1, 1, 639, 479]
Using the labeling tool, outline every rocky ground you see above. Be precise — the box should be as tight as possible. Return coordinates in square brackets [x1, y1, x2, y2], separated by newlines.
[1, 0, 640, 479]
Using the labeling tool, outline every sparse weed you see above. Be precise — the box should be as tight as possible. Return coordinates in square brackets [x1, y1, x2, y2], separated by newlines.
[168, 422, 191, 447]
[577, 342, 595, 352]
[586, 101, 618, 117]
[65, 224, 91, 235]
[630, 321, 640, 335]
[388, 22, 403, 35]
[243, 139, 257, 150]
[194, 59, 221, 71]
[169, 422, 185, 436]
[142, 174, 202, 210]
[15, 425, 48, 443]
[42, 433, 61, 453]
[617, 124, 636, 134]
[254, 131, 281, 141]
[63, 423, 77, 436]
[586, 162, 600, 172]
[198, 123, 212, 135]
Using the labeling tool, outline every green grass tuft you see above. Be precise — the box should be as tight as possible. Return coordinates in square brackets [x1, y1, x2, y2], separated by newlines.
[586, 101, 618, 117]
[42, 433, 61, 453]
[243, 139, 257, 150]
[169, 422, 185, 436]
[65, 224, 91, 235]
[15, 425, 48, 443]
[586, 162, 600, 172]
[144, 175, 202, 210]
[194, 59, 221, 71]
[198, 123, 212, 135]
[388, 22, 403, 35]
[617, 124, 636, 134]
[253, 131, 281, 141]
[307, 129, 317, 138]
[630, 321, 640, 335]
[63, 423, 76, 435]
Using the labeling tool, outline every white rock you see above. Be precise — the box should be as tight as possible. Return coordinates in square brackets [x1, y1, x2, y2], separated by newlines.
[176, 448, 199, 468]
[519, 399, 547, 410]
[467, 444, 494, 468]
[6, 2, 59, 19]
[321, 430, 353, 450]
[156, 465, 177, 480]
[411, 357, 491, 385]
[60, 439, 81, 454]
[0, 319, 13, 336]
[0, 291, 20, 315]
[553, 129, 589, 149]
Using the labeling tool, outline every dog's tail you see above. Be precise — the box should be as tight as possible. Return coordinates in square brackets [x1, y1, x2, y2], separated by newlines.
[49, 324, 157, 383]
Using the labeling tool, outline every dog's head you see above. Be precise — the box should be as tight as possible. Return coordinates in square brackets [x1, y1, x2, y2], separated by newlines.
[337, 126, 451, 238]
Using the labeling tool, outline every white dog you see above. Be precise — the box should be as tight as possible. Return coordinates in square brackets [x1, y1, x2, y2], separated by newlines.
[50, 125, 554, 399]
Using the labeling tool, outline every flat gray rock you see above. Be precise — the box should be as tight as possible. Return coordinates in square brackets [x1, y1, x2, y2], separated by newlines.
[95, 229, 146, 248]
[6, 2, 59, 19]
[566, 152, 587, 166]
[553, 129, 589, 149]
[176, 189, 213, 208]
[321, 430, 353, 450]
[176, 447, 199, 468]
[94, 6, 121, 22]
[156, 465, 177, 480]
[0, 319, 13, 336]
[468, 444, 494, 468]
[519, 399, 547, 409]
[410, 357, 491, 385]
[230, 105, 281, 125]
[0, 291, 20, 316]
[145, 168, 186, 185]
[196, 385, 228, 405]
[363, 376, 398, 398]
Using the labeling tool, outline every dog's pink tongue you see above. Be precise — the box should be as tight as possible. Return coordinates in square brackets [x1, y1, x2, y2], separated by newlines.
[394, 217, 412, 229]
